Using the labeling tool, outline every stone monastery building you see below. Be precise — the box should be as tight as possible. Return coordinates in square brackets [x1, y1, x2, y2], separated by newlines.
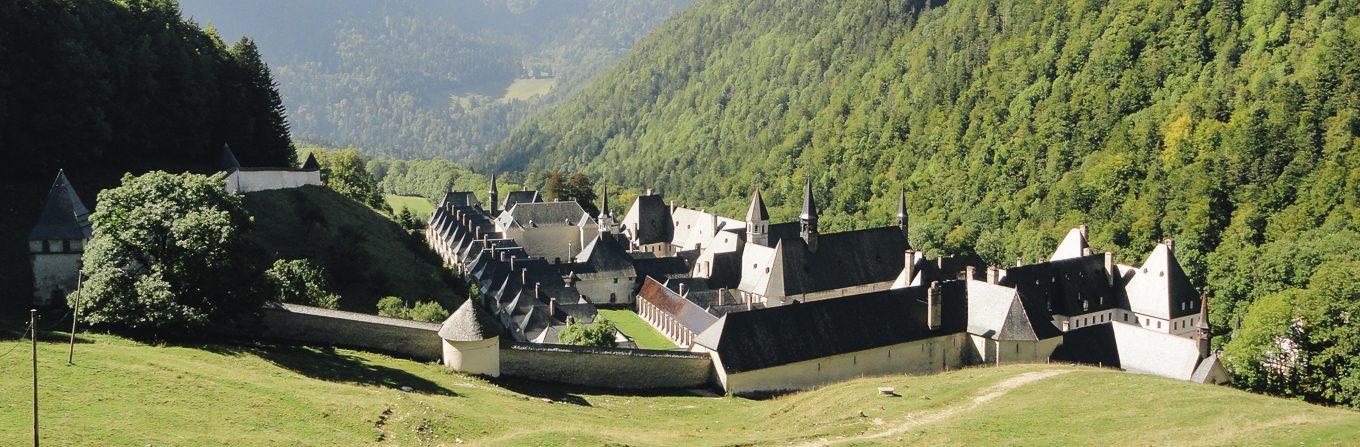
[428, 177, 1229, 394]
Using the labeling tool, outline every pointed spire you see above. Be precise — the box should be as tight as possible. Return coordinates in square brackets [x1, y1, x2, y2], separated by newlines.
[301, 152, 320, 171]
[219, 143, 240, 171]
[1196, 293, 1210, 330]
[799, 179, 818, 222]
[29, 169, 92, 241]
[488, 171, 500, 214]
[745, 189, 769, 222]
[896, 190, 909, 240]
[601, 184, 610, 217]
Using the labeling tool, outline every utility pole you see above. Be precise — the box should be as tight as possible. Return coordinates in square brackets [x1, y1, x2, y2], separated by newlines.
[68, 273, 83, 365]
[30, 308, 39, 447]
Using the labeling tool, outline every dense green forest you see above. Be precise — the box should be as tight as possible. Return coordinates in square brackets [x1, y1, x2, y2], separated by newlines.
[178, 0, 691, 160]
[495, 0, 1360, 404]
[0, 0, 296, 313]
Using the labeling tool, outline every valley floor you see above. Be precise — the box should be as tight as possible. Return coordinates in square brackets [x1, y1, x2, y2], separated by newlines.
[0, 331, 1356, 446]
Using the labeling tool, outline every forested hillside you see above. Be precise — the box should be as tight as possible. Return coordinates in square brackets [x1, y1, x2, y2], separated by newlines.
[179, 0, 691, 160]
[0, 0, 296, 312]
[497, 0, 1360, 405]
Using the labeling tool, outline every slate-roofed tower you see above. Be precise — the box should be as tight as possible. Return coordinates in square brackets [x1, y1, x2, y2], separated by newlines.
[1195, 293, 1211, 359]
[896, 190, 909, 242]
[746, 189, 770, 247]
[488, 172, 500, 215]
[799, 180, 819, 252]
[598, 184, 617, 231]
[219, 143, 241, 171]
[28, 170, 93, 306]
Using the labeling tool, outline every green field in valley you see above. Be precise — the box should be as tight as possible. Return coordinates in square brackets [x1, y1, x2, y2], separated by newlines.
[598, 309, 677, 350]
[0, 329, 1356, 446]
[501, 78, 556, 102]
[384, 194, 436, 222]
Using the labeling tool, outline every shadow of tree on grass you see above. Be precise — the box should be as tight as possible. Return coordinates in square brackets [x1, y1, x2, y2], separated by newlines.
[201, 342, 454, 396]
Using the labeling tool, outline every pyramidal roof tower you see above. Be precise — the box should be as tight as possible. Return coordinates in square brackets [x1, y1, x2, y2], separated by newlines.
[746, 189, 769, 246]
[301, 152, 320, 171]
[896, 190, 909, 241]
[799, 179, 819, 251]
[219, 143, 241, 171]
[28, 169, 92, 241]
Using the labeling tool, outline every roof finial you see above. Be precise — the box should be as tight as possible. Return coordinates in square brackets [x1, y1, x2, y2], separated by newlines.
[799, 179, 818, 223]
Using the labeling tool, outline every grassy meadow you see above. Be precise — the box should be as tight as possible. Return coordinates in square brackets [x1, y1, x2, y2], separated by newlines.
[501, 78, 556, 102]
[384, 194, 436, 221]
[0, 329, 1356, 446]
[598, 309, 678, 350]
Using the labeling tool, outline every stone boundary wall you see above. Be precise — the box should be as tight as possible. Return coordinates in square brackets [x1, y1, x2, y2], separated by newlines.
[256, 303, 443, 360]
[500, 342, 714, 390]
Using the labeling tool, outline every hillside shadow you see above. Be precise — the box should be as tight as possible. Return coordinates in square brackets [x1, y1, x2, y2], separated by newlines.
[490, 376, 722, 405]
[204, 342, 454, 396]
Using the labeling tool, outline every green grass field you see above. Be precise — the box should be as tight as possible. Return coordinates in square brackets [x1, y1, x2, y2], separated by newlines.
[501, 78, 556, 102]
[385, 194, 436, 221]
[597, 309, 677, 350]
[1, 329, 1356, 446]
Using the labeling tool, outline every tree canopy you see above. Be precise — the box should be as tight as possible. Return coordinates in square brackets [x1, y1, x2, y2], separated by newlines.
[78, 171, 263, 337]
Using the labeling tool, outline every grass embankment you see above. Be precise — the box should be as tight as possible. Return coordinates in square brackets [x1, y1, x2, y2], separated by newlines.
[597, 309, 678, 350]
[384, 194, 435, 222]
[1, 330, 1356, 446]
[242, 186, 461, 313]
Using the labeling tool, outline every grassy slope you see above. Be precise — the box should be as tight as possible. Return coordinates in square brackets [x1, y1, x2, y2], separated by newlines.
[0, 331, 1355, 446]
[501, 78, 557, 102]
[384, 194, 435, 221]
[243, 185, 461, 313]
[597, 309, 678, 350]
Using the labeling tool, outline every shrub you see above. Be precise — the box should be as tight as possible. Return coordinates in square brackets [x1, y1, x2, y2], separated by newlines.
[265, 259, 337, 309]
[558, 319, 618, 348]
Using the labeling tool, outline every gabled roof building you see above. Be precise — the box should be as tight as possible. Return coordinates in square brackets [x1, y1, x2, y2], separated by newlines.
[29, 170, 93, 306]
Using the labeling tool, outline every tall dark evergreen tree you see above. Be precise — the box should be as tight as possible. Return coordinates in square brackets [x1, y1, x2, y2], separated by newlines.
[224, 37, 296, 167]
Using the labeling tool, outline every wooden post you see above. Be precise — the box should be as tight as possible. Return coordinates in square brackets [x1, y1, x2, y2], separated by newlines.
[31, 308, 39, 447]
[68, 273, 82, 365]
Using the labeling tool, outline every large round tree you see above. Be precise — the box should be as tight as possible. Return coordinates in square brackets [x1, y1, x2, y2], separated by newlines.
[78, 171, 263, 337]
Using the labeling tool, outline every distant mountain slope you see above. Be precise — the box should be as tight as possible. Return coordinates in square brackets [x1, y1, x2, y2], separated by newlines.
[242, 186, 462, 313]
[4, 335, 1358, 445]
[179, 0, 693, 160]
[495, 0, 1360, 326]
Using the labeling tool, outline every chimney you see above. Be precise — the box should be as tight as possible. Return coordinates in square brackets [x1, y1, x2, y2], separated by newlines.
[1104, 252, 1115, 286]
[1082, 247, 1093, 256]
[520, 267, 527, 284]
[535, 282, 542, 300]
[986, 267, 998, 284]
[646, 188, 653, 195]
[549, 296, 557, 319]
[717, 288, 725, 306]
[1015, 256, 1023, 267]
[498, 250, 506, 262]
[904, 249, 916, 285]
[678, 283, 687, 296]
[670, 200, 676, 214]
[1165, 238, 1176, 253]
[927, 281, 942, 330]
[1079, 224, 1088, 239]
[509, 257, 516, 271]
[965, 265, 976, 281]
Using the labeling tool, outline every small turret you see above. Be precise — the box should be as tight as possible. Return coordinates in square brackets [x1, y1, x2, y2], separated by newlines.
[488, 172, 500, 215]
[799, 180, 819, 252]
[1195, 293, 1211, 359]
[746, 189, 769, 247]
[896, 190, 909, 241]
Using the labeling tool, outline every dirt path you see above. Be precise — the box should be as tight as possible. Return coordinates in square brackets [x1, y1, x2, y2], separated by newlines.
[795, 369, 1075, 447]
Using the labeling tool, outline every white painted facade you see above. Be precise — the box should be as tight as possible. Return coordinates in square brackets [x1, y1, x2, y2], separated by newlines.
[29, 239, 85, 306]
[442, 336, 501, 377]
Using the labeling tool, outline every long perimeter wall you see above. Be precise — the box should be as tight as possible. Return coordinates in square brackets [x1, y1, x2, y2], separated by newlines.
[501, 342, 713, 390]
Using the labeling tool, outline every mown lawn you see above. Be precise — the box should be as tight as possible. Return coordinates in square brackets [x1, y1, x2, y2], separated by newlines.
[598, 309, 678, 350]
[0, 330, 1356, 446]
[384, 194, 436, 222]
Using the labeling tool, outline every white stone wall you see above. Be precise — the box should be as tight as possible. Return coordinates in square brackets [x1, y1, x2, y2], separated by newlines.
[575, 276, 636, 304]
[31, 250, 83, 306]
[225, 170, 321, 193]
[443, 337, 500, 377]
[716, 333, 970, 395]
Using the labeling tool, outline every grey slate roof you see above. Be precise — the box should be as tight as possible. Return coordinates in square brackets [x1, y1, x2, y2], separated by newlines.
[633, 256, 691, 282]
[965, 281, 1057, 341]
[28, 170, 92, 241]
[573, 233, 636, 275]
[745, 190, 769, 221]
[696, 281, 968, 374]
[502, 190, 540, 211]
[1001, 253, 1126, 317]
[301, 153, 320, 170]
[439, 299, 502, 341]
[1050, 323, 1121, 368]
[499, 201, 589, 228]
[624, 194, 672, 244]
[219, 144, 241, 171]
[775, 226, 910, 296]
[439, 191, 479, 208]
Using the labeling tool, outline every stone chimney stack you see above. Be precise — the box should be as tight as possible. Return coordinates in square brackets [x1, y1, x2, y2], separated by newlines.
[965, 265, 976, 281]
[1082, 247, 1093, 256]
[987, 267, 999, 284]
[1079, 224, 1088, 239]
[549, 295, 557, 319]
[927, 281, 942, 330]
[509, 257, 516, 271]
[520, 267, 527, 284]
[646, 188, 653, 195]
[717, 288, 725, 306]
[1165, 238, 1176, 253]
[903, 249, 916, 285]
[678, 283, 687, 297]
[1016, 256, 1023, 267]
[1104, 252, 1115, 286]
